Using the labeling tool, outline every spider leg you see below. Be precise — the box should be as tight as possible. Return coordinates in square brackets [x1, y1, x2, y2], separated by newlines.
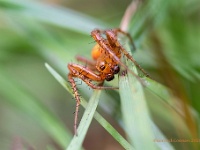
[78, 74, 118, 90]
[68, 63, 118, 135]
[113, 28, 136, 51]
[91, 29, 146, 84]
[68, 74, 80, 136]
[75, 55, 96, 66]
[92, 28, 136, 51]
[105, 29, 150, 77]
[68, 63, 118, 89]
[75, 55, 96, 71]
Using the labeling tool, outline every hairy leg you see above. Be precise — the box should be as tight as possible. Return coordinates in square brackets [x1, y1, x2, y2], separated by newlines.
[75, 55, 96, 71]
[68, 74, 80, 136]
[68, 63, 118, 135]
[105, 29, 150, 77]
[113, 28, 136, 50]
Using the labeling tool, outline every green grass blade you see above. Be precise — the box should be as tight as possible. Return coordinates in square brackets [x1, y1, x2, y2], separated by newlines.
[92, 111, 134, 150]
[118, 37, 166, 150]
[119, 67, 157, 150]
[145, 78, 176, 106]
[0, 0, 108, 34]
[45, 63, 134, 150]
[67, 90, 101, 150]
[0, 69, 71, 149]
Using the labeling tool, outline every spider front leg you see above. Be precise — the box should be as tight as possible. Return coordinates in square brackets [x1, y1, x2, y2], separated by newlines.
[68, 73, 81, 136]
[105, 29, 150, 77]
[68, 63, 118, 135]
[75, 55, 96, 66]
[75, 55, 96, 71]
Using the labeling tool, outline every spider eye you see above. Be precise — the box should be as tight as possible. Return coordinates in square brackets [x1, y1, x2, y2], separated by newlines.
[100, 65, 105, 71]
[113, 65, 120, 74]
[99, 61, 106, 71]
[105, 74, 114, 81]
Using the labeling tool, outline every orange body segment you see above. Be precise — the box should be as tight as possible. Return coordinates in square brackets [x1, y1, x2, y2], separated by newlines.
[91, 44, 102, 60]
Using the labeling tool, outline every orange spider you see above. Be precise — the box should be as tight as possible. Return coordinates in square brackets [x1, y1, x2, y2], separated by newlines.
[67, 28, 149, 135]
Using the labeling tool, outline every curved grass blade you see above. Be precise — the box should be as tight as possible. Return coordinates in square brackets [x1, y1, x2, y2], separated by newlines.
[67, 90, 101, 150]
[119, 66, 158, 150]
[92, 110, 134, 150]
[118, 37, 172, 150]
[45, 63, 134, 150]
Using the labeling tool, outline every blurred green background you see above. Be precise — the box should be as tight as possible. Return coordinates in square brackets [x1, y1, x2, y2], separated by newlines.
[0, 0, 200, 150]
